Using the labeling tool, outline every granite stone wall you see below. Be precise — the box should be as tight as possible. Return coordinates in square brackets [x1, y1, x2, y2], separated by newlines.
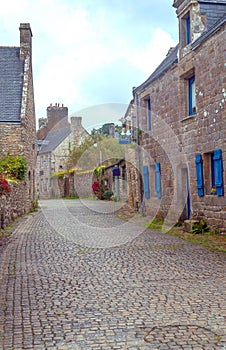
[0, 182, 27, 229]
[136, 20, 226, 233]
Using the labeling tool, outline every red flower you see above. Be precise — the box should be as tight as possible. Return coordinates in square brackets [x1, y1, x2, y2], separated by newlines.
[0, 175, 11, 195]
[92, 181, 100, 193]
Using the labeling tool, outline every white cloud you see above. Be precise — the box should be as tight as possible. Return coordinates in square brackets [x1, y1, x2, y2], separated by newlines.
[129, 28, 177, 75]
[0, 0, 178, 124]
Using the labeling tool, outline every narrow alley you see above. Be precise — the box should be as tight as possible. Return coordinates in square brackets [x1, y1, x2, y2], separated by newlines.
[0, 199, 226, 349]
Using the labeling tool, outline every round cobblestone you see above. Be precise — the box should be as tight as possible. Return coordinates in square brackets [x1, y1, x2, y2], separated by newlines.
[0, 199, 225, 350]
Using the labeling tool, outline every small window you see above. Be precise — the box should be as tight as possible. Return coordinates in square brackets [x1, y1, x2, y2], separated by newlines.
[181, 12, 191, 46]
[147, 98, 151, 131]
[188, 76, 196, 115]
[186, 16, 191, 44]
[203, 152, 214, 195]
[203, 150, 224, 196]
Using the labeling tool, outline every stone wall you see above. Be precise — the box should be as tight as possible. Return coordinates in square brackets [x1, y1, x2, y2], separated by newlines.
[0, 182, 28, 229]
[0, 23, 37, 214]
[182, 23, 226, 234]
[137, 61, 182, 221]
[51, 171, 94, 199]
[74, 171, 94, 199]
[135, 19, 226, 233]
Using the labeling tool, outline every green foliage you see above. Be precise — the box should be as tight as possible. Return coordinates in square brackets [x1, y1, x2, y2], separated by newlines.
[191, 219, 209, 234]
[93, 166, 105, 178]
[0, 154, 27, 180]
[31, 199, 39, 212]
[70, 135, 98, 169]
[148, 217, 164, 230]
[70, 135, 131, 171]
[102, 190, 114, 200]
[64, 195, 79, 199]
[91, 123, 116, 136]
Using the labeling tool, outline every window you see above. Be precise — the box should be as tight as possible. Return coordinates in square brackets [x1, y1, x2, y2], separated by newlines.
[188, 76, 196, 115]
[206, 150, 224, 196]
[147, 98, 151, 131]
[181, 12, 191, 47]
[196, 150, 224, 196]
[186, 15, 191, 44]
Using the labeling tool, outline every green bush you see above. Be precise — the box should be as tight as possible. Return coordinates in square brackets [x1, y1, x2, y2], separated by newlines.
[191, 220, 209, 234]
[0, 154, 27, 180]
[102, 190, 114, 200]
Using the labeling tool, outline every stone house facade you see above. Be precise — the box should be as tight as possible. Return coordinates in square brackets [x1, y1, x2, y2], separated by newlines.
[0, 23, 37, 224]
[125, 0, 226, 232]
[37, 104, 89, 199]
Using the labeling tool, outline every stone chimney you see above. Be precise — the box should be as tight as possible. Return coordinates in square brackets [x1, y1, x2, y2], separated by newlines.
[19, 23, 32, 60]
[37, 104, 69, 140]
[70, 117, 84, 138]
[47, 103, 69, 131]
[71, 116, 82, 128]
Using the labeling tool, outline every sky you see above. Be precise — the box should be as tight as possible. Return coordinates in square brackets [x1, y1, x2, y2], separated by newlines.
[0, 0, 178, 130]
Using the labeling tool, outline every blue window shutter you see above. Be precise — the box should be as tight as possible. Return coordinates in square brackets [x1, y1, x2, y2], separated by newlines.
[143, 166, 150, 199]
[213, 149, 224, 196]
[155, 163, 161, 199]
[195, 154, 204, 196]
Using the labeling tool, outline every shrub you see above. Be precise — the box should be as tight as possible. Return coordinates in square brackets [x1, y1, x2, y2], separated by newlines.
[102, 190, 114, 200]
[191, 220, 209, 234]
[0, 154, 27, 180]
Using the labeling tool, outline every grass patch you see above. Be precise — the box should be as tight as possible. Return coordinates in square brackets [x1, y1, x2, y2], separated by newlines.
[166, 226, 226, 252]
[148, 217, 164, 230]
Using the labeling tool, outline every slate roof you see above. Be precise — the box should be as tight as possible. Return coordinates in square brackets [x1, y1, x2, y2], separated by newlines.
[134, 0, 225, 94]
[192, 13, 226, 48]
[0, 47, 24, 122]
[134, 45, 179, 93]
[38, 126, 71, 154]
[199, 0, 226, 29]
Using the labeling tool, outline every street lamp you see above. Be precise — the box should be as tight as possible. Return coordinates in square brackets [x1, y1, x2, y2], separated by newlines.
[93, 141, 103, 182]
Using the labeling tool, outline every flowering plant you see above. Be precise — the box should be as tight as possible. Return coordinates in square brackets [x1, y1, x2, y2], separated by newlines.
[210, 186, 216, 195]
[92, 181, 100, 193]
[92, 180, 113, 200]
[0, 174, 11, 195]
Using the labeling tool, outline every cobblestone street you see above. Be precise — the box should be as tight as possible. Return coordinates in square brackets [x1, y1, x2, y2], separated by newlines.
[0, 199, 226, 350]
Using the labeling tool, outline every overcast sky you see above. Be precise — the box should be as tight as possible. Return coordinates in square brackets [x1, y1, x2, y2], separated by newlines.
[0, 0, 178, 130]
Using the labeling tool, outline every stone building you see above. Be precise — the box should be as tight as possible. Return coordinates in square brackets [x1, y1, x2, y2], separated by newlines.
[0, 23, 37, 215]
[126, 0, 226, 232]
[37, 104, 89, 199]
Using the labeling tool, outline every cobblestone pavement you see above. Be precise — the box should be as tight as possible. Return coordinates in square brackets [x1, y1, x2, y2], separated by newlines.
[0, 199, 226, 350]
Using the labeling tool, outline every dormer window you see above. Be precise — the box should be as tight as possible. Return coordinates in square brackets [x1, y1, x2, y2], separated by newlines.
[181, 12, 191, 46]
[185, 14, 191, 44]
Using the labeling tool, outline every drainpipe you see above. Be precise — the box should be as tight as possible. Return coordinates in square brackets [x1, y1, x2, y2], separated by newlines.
[134, 90, 142, 211]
